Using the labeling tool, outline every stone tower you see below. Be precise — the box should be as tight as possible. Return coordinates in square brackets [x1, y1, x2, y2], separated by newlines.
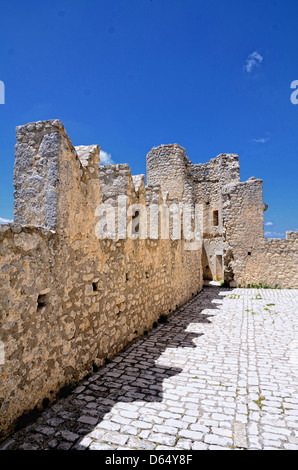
[146, 144, 189, 200]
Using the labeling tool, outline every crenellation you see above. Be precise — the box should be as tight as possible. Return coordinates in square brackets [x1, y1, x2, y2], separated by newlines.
[0, 119, 297, 440]
[75, 144, 100, 171]
[132, 174, 145, 195]
[286, 231, 298, 241]
[99, 164, 133, 197]
[13, 120, 87, 233]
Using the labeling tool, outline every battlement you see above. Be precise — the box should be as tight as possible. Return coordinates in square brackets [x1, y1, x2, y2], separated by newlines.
[0, 119, 297, 439]
[286, 231, 298, 241]
[191, 154, 240, 184]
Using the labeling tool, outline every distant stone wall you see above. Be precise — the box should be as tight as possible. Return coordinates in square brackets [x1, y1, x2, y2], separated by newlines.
[146, 150, 240, 281]
[146, 145, 298, 288]
[190, 154, 240, 281]
[0, 122, 202, 438]
[243, 235, 298, 288]
[221, 178, 298, 288]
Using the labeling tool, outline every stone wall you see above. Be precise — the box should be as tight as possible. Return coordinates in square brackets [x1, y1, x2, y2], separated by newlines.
[221, 178, 298, 288]
[0, 119, 297, 439]
[146, 149, 240, 281]
[0, 121, 202, 438]
[146, 144, 298, 288]
[190, 154, 240, 281]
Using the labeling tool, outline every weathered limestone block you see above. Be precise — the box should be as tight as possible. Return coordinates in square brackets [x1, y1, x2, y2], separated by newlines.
[13, 120, 93, 238]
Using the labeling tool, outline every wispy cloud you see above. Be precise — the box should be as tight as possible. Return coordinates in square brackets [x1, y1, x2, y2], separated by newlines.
[0, 217, 13, 224]
[244, 51, 263, 73]
[264, 231, 286, 238]
[251, 132, 270, 144]
[265, 221, 274, 226]
[252, 136, 270, 144]
[100, 150, 114, 165]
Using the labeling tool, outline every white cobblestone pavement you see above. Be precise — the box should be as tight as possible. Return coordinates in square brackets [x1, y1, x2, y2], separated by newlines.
[1, 287, 298, 450]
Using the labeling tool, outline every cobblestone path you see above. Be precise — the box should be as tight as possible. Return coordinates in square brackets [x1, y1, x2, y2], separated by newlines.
[1, 287, 298, 450]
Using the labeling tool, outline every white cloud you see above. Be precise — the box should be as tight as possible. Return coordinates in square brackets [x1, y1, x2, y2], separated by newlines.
[264, 231, 286, 238]
[0, 217, 13, 224]
[100, 150, 114, 165]
[251, 132, 270, 144]
[265, 221, 274, 226]
[244, 51, 263, 73]
[252, 136, 270, 144]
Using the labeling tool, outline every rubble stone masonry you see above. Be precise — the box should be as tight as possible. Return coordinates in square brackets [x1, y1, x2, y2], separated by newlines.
[0, 121, 202, 437]
[0, 119, 297, 438]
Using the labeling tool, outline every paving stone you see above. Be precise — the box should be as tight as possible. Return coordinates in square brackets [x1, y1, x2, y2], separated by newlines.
[204, 433, 233, 447]
[96, 420, 121, 431]
[127, 436, 156, 450]
[209, 445, 231, 450]
[177, 438, 192, 449]
[98, 431, 129, 446]
[74, 436, 93, 449]
[130, 420, 153, 430]
[119, 410, 139, 419]
[152, 424, 177, 435]
[178, 429, 204, 441]
[57, 441, 73, 450]
[163, 418, 189, 429]
[1, 287, 298, 451]
[34, 426, 55, 437]
[47, 439, 59, 449]
[77, 415, 98, 426]
[192, 441, 208, 450]
[147, 432, 176, 447]
[284, 443, 298, 450]
[120, 425, 138, 436]
[59, 430, 80, 442]
[89, 442, 115, 450]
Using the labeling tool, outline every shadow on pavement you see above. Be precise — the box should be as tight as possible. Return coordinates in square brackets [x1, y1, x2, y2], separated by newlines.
[2, 286, 232, 450]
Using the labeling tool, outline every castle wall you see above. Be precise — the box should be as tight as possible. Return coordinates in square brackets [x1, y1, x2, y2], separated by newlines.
[221, 178, 298, 288]
[190, 154, 240, 281]
[0, 122, 202, 438]
[147, 150, 240, 281]
[146, 144, 189, 201]
[241, 233, 298, 288]
[0, 119, 297, 439]
[146, 145, 297, 287]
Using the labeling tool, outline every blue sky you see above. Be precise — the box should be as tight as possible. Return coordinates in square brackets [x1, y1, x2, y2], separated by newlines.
[0, 0, 298, 237]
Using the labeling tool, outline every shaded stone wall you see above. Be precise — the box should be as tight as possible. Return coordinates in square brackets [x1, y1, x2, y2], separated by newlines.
[0, 119, 297, 439]
[0, 122, 202, 438]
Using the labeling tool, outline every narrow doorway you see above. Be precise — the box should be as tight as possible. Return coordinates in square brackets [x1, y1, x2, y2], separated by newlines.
[215, 254, 223, 281]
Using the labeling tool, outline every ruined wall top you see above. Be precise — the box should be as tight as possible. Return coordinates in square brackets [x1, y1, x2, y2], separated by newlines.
[12, 120, 285, 245]
[145, 144, 241, 204]
[13, 120, 100, 234]
[15, 119, 71, 148]
[146, 144, 189, 200]
[190, 154, 240, 185]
